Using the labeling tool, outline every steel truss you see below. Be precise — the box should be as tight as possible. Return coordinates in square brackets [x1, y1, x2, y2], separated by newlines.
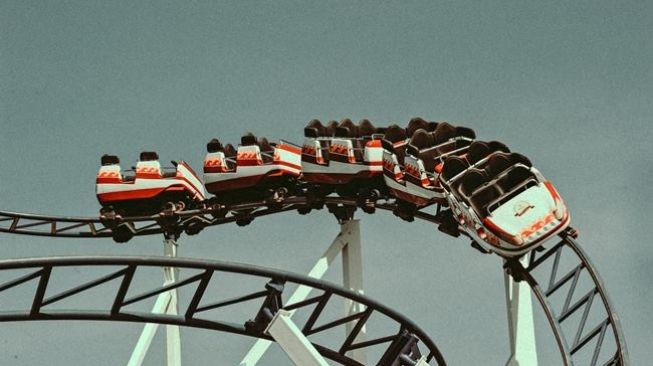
[505, 235, 629, 366]
[0, 255, 445, 366]
[0, 198, 629, 365]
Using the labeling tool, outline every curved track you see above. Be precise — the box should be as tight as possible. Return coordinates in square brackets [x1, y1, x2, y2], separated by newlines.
[0, 198, 629, 365]
[0, 197, 446, 239]
[0, 255, 444, 366]
[506, 236, 629, 365]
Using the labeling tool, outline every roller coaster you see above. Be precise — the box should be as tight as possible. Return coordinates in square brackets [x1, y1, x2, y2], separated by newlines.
[0, 118, 628, 365]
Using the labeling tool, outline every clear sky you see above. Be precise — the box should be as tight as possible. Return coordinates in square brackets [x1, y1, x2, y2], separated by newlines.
[1, 1, 651, 364]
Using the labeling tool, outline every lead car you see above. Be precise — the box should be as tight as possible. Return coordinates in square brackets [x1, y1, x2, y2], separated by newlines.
[439, 145, 571, 257]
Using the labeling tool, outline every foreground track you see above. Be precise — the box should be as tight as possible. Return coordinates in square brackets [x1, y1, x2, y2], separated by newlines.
[506, 236, 628, 365]
[0, 198, 628, 365]
[0, 256, 444, 366]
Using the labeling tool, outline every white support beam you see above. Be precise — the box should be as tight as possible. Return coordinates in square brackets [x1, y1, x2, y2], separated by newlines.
[341, 219, 367, 364]
[415, 356, 429, 366]
[127, 238, 181, 366]
[239, 221, 352, 366]
[163, 238, 182, 366]
[265, 310, 329, 366]
[127, 292, 171, 366]
[166, 287, 181, 366]
[504, 253, 538, 366]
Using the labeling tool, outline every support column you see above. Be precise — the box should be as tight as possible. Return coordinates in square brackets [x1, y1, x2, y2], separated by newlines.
[164, 238, 182, 366]
[341, 219, 367, 364]
[239, 220, 358, 366]
[127, 238, 181, 366]
[505, 253, 538, 366]
[265, 310, 330, 366]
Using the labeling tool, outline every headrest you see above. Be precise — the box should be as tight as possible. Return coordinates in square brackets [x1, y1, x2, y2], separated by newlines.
[488, 141, 510, 154]
[460, 169, 487, 196]
[510, 153, 532, 167]
[241, 132, 258, 146]
[101, 154, 120, 166]
[304, 128, 319, 138]
[304, 119, 324, 138]
[433, 122, 457, 144]
[410, 129, 432, 150]
[358, 119, 375, 137]
[258, 137, 273, 152]
[456, 126, 476, 139]
[335, 126, 351, 137]
[441, 156, 468, 181]
[384, 124, 407, 143]
[325, 121, 338, 137]
[207, 138, 223, 153]
[381, 139, 395, 151]
[139, 151, 159, 161]
[336, 118, 357, 137]
[224, 144, 237, 157]
[406, 144, 420, 157]
[486, 153, 513, 177]
[468, 141, 490, 164]
[406, 117, 429, 136]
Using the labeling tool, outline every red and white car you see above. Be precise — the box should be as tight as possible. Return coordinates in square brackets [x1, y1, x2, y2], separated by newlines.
[439, 145, 570, 256]
[382, 121, 476, 208]
[301, 119, 386, 197]
[96, 152, 205, 216]
[203, 134, 302, 203]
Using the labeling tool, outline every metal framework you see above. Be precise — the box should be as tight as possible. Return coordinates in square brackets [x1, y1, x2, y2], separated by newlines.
[0, 255, 445, 365]
[0, 197, 443, 239]
[505, 235, 629, 366]
[0, 197, 629, 365]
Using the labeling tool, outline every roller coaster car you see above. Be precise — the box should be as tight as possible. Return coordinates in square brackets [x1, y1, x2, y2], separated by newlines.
[439, 144, 570, 257]
[96, 152, 205, 216]
[382, 120, 476, 209]
[301, 119, 387, 198]
[203, 134, 302, 204]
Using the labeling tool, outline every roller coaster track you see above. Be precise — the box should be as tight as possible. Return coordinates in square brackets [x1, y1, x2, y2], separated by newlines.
[0, 197, 629, 365]
[0, 197, 444, 239]
[0, 255, 443, 366]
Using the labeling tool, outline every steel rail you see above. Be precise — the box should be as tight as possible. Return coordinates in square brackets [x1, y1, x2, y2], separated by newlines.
[0, 255, 446, 365]
[0, 197, 444, 239]
[0, 202, 629, 365]
[505, 234, 629, 366]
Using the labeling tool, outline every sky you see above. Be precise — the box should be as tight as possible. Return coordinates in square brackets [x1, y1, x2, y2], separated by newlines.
[1, 1, 651, 365]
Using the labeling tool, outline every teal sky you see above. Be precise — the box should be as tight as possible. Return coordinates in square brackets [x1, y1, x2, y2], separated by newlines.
[1, 1, 651, 364]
